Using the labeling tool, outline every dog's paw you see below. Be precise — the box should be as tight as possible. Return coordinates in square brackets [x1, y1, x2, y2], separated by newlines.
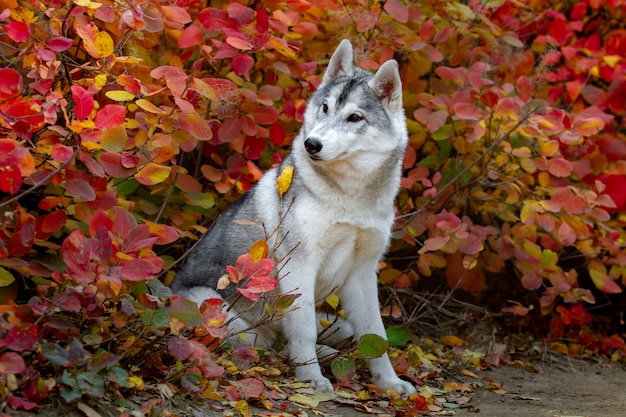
[309, 376, 334, 393]
[295, 367, 334, 392]
[376, 377, 417, 396]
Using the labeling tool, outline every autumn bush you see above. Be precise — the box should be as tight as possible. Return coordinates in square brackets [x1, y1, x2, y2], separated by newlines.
[1, 0, 626, 411]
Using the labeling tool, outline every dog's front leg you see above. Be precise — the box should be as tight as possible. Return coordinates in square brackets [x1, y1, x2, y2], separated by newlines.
[341, 264, 416, 396]
[280, 267, 334, 392]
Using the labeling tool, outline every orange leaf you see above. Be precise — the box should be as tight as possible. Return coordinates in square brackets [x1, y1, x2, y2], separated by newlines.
[547, 157, 572, 178]
[135, 163, 171, 185]
[440, 335, 463, 347]
[589, 269, 622, 294]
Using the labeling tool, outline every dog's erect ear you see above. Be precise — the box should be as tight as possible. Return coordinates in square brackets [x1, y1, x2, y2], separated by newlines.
[322, 39, 354, 85]
[369, 60, 402, 111]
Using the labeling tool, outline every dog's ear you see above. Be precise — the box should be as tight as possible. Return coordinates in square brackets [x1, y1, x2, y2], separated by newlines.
[369, 60, 402, 111]
[322, 39, 354, 85]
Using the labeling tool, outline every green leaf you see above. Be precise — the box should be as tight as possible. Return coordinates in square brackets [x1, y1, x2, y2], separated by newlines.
[330, 356, 356, 386]
[77, 371, 105, 398]
[42, 343, 70, 367]
[432, 124, 454, 141]
[185, 191, 215, 209]
[356, 334, 389, 358]
[417, 154, 439, 168]
[0, 267, 15, 287]
[168, 296, 204, 326]
[386, 325, 413, 347]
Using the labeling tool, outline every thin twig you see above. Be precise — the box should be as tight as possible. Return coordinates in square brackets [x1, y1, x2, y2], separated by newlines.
[0, 148, 79, 210]
[397, 107, 541, 222]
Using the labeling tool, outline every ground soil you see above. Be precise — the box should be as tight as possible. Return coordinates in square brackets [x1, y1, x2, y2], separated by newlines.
[15, 356, 624, 417]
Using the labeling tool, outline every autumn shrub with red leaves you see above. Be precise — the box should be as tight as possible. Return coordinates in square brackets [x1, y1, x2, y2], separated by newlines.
[1, 0, 626, 411]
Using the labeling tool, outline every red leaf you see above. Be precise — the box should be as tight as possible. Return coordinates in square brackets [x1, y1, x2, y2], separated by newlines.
[233, 53, 254, 76]
[252, 106, 279, 125]
[6, 21, 31, 43]
[0, 165, 22, 195]
[547, 157, 573, 178]
[608, 76, 626, 115]
[0, 68, 23, 100]
[121, 258, 158, 281]
[453, 102, 483, 120]
[145, 221, 180, 245]
[0, 352, 26, 374]
[226, 36, 254, 50]
[70, 85, 94, 121]
[516, 75, 533, 103]
[235, 378, 265, 399]
[41, 210, 67, 234]
[420, 19, 434, 40]
[113, 206, 136, 238]
[98, 152, 136, 178]
[4, 323, 38, 351]
[66, 177, 96, 201]
[51, 143, 74, 162]
[161, 5, 192, 24]
[7, 396, 38, 411]
[218, 117, 242, 142]
[269, 122, 285, 145]
[89, 209, 113, 238]
[198, 7, 229, 31]
[48, 36, 74, 52]
[94, 104, 126, 129]
[557, 221, 576, 246]
[384, 0, 408, 23]
[178, 24, 203, 49]
[168, 335, 194, 361]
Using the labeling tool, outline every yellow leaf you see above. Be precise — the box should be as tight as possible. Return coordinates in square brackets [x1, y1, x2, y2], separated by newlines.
[93, 74, 107, 91]
[73, 0, 102, 8]
[250, 240, 268, 261]
[135, 99, 163, 114]
[523, 240, 542, 260]
[201, 384, 222, 401]
[235, 399, 251, 417]
[94, 31, 114, 58]
[540, 249, 558, 270]
[326, 292, 340, 310]
[115, 56, 143, 64]
[276, 165, 294, 198]
[125, 376, 145, 390]
[319, 319, 333, 329]
[105, 90, 136, 102]
[193, 78, 217, 100]
[268, 38, 296, 58]
[603, 55, 621, 68]
[538, 139, 559, 157]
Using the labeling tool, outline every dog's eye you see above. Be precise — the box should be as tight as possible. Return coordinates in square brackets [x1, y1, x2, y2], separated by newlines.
[347, 114, 363, 122]
[322, 103, 328, 113]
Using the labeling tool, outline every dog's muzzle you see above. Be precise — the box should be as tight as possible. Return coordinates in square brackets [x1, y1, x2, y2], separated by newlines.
[304, 137, 323, 159]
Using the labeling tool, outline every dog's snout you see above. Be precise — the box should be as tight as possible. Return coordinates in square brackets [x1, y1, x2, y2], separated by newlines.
[304, 137, 323, 155]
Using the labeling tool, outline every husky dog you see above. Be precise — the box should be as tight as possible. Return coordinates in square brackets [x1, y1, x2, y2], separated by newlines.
[172, 40, 415, 395]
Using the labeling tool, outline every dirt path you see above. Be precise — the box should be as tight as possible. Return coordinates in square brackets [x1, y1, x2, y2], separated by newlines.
[453, 359, 626, 417]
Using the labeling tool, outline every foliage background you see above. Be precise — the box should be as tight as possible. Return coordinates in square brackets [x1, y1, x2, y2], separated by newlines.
[1, 0, 626, 412]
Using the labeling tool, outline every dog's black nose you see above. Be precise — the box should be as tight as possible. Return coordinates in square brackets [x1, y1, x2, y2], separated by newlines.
[304, 137, 323, 155]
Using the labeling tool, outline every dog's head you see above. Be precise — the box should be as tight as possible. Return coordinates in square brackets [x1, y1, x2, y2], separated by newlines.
[299, 40, 407, 167]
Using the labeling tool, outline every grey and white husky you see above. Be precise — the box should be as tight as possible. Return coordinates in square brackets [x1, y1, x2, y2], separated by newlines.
[172, 40, 415, 395]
